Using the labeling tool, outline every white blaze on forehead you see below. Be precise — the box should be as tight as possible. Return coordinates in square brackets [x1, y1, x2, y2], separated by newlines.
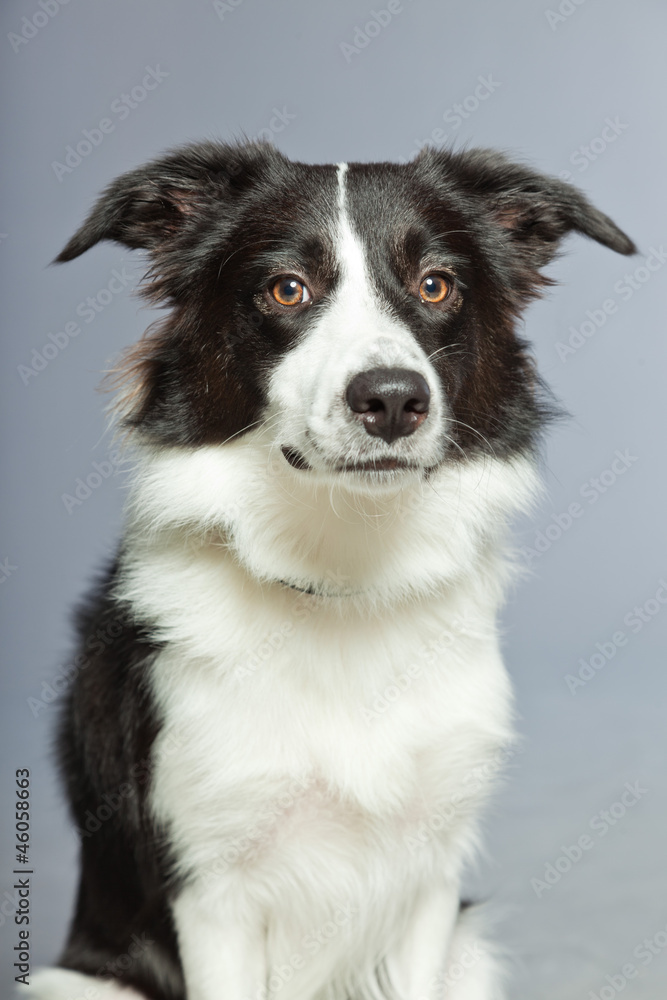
[329, 161, 423, 366]
[334, 161, 375, 301]
[336, 161, 348, 205]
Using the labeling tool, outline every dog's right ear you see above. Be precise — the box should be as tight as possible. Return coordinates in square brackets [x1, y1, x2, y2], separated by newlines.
[54, 140, 279, 263]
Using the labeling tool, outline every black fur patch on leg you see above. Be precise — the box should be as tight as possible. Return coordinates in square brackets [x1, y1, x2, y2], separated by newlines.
[56, 559, 184, 1000]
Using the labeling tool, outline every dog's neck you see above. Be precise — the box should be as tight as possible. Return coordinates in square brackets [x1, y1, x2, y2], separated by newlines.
[119, 437, 540, 617]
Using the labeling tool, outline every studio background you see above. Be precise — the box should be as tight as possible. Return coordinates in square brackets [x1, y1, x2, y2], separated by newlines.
[1, 1, 665, 997]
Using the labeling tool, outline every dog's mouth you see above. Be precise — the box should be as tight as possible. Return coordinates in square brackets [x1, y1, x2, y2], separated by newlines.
[336, 458, 415, 472]
[281, 447, 418, 475]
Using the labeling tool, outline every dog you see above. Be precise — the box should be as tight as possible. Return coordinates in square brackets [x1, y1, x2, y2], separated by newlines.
[28, 142, 634, 1000]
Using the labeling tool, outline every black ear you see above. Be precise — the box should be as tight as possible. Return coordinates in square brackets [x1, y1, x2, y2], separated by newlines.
[54, 140, 279, 263]
[420, 147, 636, 263]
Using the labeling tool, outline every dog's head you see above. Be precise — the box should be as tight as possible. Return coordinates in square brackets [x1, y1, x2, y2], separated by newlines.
[58, 142, 634, 489]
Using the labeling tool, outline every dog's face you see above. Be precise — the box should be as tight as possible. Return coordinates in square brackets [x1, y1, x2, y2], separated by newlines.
[58, 142, 634, 488]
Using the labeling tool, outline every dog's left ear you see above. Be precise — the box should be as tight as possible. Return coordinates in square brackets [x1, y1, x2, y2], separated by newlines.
[421, 147, 636, 265]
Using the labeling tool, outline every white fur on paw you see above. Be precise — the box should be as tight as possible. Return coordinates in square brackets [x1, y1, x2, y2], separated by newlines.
[23, 967, 147, 1000]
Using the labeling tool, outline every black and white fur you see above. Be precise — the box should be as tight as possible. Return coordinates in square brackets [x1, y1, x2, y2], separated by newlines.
[28, 143, 634, 1000]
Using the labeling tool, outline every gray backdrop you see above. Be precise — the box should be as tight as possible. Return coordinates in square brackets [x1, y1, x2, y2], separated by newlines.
[1, 1, 665, 997]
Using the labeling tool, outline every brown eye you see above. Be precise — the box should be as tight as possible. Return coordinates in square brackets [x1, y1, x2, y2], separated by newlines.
[419, 274, 450, 304]
[270, 277, 310, 307]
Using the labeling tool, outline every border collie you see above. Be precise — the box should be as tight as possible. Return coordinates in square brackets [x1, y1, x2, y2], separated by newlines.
[28, 142, 634, 1000]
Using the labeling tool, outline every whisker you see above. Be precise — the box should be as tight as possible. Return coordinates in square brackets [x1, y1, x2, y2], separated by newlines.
[449, 418, 498, 458]
[442, 432, 469, 462]
[426, 343, 463, 363]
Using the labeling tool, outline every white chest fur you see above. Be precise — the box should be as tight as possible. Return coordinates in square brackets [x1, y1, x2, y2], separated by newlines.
[114, 445, 538, 995]
[149, 580, 511, 847]
[144, 572, 514, 988]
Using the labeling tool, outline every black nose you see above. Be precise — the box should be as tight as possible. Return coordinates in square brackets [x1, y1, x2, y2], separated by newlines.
[345, 367, 430, 444]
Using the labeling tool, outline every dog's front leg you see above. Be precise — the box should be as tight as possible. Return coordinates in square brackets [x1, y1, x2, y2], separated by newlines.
[173, 884, 266, 1000]
[385, 883, 460, 1000]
